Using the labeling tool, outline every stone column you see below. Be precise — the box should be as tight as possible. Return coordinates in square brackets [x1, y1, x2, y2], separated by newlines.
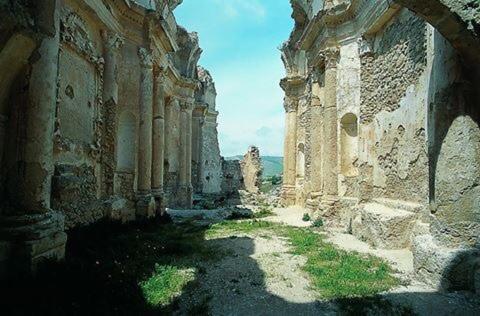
[101, 32, 123, 197]
[309, 72, 323, 197]
[163, 97, 178, 200]
[0, 0, 66, 278]
[196, 115, 205, 192]
[322, 47, 340, 198]
[135, 48, 155, 218]
[186, 105, 193, 189]
[179, 101, 193, 208]
[282, 97, 298, 206]
[191, 110, 204, 193]
[152, 67, 165, 215]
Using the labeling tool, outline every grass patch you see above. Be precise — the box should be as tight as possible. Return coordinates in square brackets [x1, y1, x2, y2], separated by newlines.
[141, 265, 194, 306]
[282, 227, 399, 298]
[207, 219, 275, 237]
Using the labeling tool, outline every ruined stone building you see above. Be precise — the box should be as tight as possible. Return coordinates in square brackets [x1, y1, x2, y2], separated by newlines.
[193, 66, 223, 195]
[0, 0, 223, 277]
[241, 146, 263, 194]
[281, 0, 480, 290]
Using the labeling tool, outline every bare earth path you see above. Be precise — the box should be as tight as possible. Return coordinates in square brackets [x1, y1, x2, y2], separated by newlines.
[167, 207, 480, 315]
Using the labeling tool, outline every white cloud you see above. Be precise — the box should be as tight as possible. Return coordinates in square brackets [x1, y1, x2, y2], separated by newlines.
[213, 0, 266, 20]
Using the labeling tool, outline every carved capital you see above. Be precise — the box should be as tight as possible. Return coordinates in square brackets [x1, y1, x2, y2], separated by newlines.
[323, 47, 340, 69]
[138, 47, 153, 69]
[180, 101, 194, 112]
[103, 31, 124, 52]
[284, 98, 298, 113]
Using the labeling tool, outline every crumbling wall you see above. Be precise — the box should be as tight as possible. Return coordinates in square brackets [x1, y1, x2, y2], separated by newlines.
[359, 9, 429, 203]
[201, 119, 222, 193]
[196, 66, 222, 194]
[360, 10, 427, 124]
[240, 146, 263, 193]
[221, 158, 244, 195]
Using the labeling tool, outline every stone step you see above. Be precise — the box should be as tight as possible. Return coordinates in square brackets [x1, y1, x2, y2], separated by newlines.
[373, 198, 424, 213]
[352, 202, 417, 249]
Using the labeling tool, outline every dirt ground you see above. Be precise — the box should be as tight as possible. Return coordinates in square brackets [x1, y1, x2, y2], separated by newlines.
[167, 206, 480, 316]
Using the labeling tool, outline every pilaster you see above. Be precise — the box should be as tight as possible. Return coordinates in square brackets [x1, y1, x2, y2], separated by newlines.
[309, 66, 324, 201]
[101, 31, 124, 197]
[152, 66, 166, 215]
[282, 96, 298, 206]
[178, 101, 193, 208]
[136, 47, 155, 218]
[321, 47, 340, 213]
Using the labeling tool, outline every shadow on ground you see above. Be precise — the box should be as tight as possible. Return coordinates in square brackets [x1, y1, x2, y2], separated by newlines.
[0, 218, 478, 316]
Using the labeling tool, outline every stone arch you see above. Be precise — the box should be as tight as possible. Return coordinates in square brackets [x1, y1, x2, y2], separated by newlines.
[296, 143, 305, 178]
[393, 0, 480, 65]
[116, 111, 136, 172]
[340, 113, 358, 177]
[391, 0, 480, 247]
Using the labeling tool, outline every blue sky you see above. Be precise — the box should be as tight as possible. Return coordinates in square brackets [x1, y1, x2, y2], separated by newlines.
[175, 0, 293, 157]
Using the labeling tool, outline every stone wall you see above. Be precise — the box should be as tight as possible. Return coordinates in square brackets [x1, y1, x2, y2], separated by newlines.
[282, 0, 480, 290]
[360, 10, 427, 124]
[195, 66, 223, 194]
[221, 159, 244, 195]
[359, 10, 429, 204]
[200, 118, 223, 193]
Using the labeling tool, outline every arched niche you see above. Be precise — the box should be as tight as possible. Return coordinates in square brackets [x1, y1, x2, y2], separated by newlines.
[116, 111, 136, 172]
[296, 143, 305, 178]
[340, 113, 358, 177]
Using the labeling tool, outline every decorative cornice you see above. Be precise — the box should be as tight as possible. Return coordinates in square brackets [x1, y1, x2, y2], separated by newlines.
[293, 0, 396, 55]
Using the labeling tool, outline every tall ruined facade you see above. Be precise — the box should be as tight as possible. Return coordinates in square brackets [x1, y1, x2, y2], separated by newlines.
[193, 66, 223, 195]
[281, 0, 480, 290]
[0, 0, 223, 277]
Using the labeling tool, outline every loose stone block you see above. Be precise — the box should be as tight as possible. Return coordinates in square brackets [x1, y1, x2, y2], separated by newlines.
[352, 203, 416, 249]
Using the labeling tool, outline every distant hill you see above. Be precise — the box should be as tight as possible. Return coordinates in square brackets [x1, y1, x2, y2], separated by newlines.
[224, 155, 284, 177]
